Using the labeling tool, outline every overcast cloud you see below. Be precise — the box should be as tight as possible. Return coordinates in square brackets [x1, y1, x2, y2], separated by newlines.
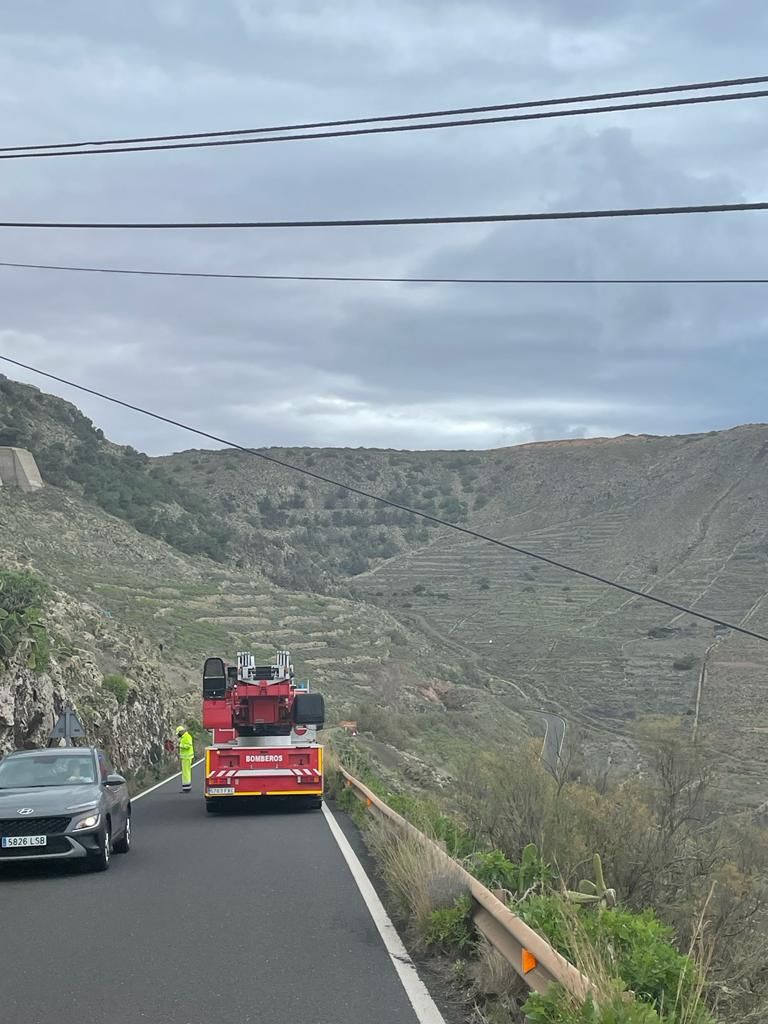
[0, 1, 766, 453]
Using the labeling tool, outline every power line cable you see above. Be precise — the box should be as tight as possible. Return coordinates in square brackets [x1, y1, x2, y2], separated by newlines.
[3, 73, 768, 157]
[2, 353, 766, 645]
[1, 259, 767, 285]
[3, 87, 768, 160]
[0, 201, 766, 230]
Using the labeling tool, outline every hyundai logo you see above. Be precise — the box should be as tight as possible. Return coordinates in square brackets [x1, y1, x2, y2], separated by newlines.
[16, 808, 34, 815]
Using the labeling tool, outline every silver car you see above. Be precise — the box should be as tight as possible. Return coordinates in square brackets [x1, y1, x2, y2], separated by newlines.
[0, 747, 131, 871]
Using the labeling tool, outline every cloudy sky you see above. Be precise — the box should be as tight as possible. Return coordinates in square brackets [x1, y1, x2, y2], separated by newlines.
[0, 1, 766, 453]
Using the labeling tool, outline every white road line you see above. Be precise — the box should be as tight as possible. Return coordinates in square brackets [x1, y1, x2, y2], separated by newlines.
[321, 803, 446, 1024]
[132, 758, 204, 801]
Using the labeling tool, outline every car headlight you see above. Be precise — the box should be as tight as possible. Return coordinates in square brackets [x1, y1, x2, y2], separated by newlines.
[72, 812, 101, 831]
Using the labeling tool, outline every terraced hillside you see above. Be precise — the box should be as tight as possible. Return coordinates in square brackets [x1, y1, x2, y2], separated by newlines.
[0, 484, 526, 782]
[3, 374, 768, 802]
[352, 428, 768, 803]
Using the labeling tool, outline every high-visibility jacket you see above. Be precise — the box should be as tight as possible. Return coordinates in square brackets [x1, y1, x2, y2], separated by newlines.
[178, 731, 194, 759]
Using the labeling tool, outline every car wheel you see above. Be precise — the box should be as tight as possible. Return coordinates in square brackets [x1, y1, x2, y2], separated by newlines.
[90, 822, 111, 872]
[114, 813, 131, 854]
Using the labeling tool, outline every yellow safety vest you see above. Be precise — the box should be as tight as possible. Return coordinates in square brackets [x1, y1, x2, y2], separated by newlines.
[178, 731, 194, 759]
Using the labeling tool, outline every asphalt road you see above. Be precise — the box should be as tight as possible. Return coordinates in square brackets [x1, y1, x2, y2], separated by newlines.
[0, 764, 432, 1024]
[540, 713, 567, 777]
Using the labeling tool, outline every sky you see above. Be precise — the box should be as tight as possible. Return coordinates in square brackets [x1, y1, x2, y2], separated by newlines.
[0, 1, 766, 454]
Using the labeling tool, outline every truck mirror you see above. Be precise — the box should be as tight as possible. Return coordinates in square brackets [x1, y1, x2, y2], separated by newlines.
[293, 693, 325, 727]
[203, 657, 227, 699]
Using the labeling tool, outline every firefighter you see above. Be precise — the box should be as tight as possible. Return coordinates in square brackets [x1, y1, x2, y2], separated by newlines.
[176, 725, 194, 792]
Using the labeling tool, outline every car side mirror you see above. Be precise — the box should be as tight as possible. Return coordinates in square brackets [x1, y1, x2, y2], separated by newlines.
[105, 773, 126, 787]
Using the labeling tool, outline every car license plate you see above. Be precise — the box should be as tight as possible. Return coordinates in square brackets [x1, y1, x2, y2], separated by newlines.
[2, 835, 47, 848]
[207, 787, 235, 795]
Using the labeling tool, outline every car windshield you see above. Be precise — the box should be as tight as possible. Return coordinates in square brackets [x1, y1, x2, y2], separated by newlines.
[0, 754, 96, 788]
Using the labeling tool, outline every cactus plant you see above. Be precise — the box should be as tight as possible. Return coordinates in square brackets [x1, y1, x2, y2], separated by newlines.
[565, 853, 617, 909]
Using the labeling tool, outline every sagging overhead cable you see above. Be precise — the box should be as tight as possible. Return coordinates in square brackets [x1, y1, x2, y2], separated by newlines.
[2, 73, 768, 158]
[1, 353, 766, 645]
[0, 200, 767, 231]
[1, 260, 768, 286]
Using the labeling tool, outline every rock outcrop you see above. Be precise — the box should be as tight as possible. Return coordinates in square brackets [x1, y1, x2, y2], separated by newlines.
[0, 592, 182, 778]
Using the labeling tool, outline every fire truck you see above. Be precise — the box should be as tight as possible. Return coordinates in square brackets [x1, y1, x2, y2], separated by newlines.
[202, 651, 325, 812]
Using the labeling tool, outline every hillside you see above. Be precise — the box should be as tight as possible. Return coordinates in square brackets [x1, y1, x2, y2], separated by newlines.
[351, 430, 768, 750]
[0, 401, 524, 784]
[2, 375, 768, 803]
[0, 574, 180, 784]
[162, 422, 768, 802]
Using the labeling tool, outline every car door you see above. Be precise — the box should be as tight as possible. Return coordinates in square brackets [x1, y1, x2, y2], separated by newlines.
[97, 750, 125, 838]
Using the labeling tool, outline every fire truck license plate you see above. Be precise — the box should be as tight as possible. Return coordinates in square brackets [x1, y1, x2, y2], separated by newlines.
[208, 787, 235, 795]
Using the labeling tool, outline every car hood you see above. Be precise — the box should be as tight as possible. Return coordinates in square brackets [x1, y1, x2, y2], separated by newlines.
[0, 784, 103, 817]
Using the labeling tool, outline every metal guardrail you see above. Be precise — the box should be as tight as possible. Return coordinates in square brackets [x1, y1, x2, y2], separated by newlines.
[339, 765, 592, 1001]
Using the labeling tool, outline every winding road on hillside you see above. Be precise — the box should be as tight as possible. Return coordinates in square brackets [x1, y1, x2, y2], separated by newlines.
[0, 765, 444, 1024]
[538, 713, 567, 777]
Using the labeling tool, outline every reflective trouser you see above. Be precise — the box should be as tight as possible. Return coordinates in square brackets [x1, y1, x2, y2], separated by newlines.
[180, 756, 193, 791]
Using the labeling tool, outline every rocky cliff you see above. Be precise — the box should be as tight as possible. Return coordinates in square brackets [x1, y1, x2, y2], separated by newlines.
[0, 590, 183, 781]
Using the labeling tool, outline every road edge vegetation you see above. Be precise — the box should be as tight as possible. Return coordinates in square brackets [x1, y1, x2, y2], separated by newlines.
[325, 725, 768, 1023]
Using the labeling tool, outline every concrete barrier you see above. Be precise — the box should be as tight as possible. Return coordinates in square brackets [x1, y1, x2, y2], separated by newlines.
[0, 447, 44, 491]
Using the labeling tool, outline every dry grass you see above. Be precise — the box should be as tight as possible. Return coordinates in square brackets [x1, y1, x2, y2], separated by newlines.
[667, 887, 716, 1024]
[365, 817, 467, 937]
[471, 937, 525, 998]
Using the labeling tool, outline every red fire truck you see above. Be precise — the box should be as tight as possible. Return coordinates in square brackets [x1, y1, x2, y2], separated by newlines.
[202, 651, 325, 812]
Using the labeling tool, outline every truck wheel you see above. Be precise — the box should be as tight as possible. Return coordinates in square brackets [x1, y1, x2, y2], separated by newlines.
[306, 797, 323, 810]
[205, 799, 220, 814]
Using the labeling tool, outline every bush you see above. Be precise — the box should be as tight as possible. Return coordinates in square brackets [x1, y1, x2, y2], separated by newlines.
[467, 845, 553, 895]
[0, 570, 51, 671]
[517, 897, 711, 1022]
[423, 895, 475, 953]
[588, 910, 703, 1016]
[102, 673, 131, 704]
[468, 849, 521, 891]
[525, 988, 661, 1024]
[672, 654, 698, 671]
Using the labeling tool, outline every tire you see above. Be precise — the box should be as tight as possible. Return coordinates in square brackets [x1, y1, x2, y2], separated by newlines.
[90, 822, 111, 872]
[113, 813, 131, 854]
[306, 797, 323, 810]
[205, 799, 220, 814]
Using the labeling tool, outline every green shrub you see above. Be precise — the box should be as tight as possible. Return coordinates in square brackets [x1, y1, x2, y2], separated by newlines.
[525, 988, 661, 1024]
[672, 654, 698, 671]
[468, 844, 553, 895]
[586, 910, 708, 1020]
[517, 894, 573, 952]
[516, 898, 711, 1022]
[386, 792, 475, 858]
[102, 673, 131, 704]
[468, 848, 521, 890]
[423, 895, 475, 953]
[0, 570, 51, 671]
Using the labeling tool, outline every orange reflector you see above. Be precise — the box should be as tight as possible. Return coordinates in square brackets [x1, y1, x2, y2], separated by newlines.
[366, 798, 373, 807]
[522, 949, 537, 974]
